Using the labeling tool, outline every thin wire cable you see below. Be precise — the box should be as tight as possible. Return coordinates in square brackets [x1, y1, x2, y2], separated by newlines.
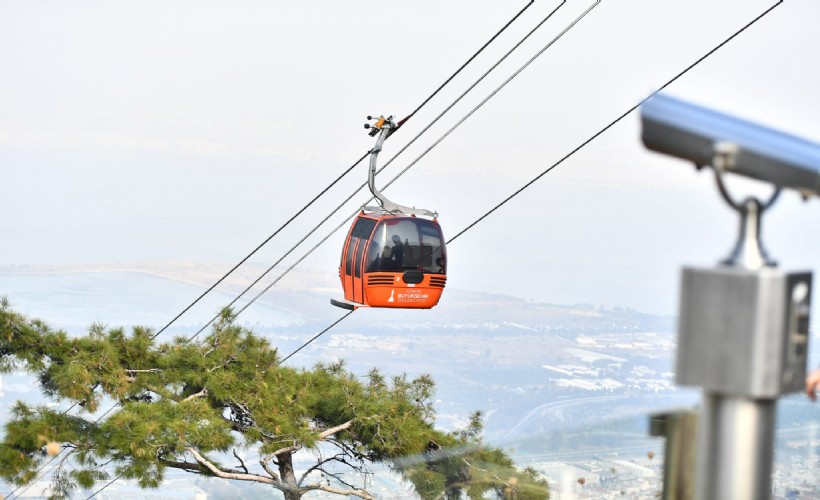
[397, 0, 535, 126]
[227, 0, 594, 316]
[273, 0, 783, 366]
[235, 1, 603, 365]
[278, 311, 355, 365]
[85, 473, 123, 499]
[7, 455, 61, 500]
[149, 150, 368, 341]
[380, 0, 598, 195]
[76, 1, 781, 497]
[149, 0, 534, 342]
[182, 1, 569, 343]
[448, 0, 784, 243]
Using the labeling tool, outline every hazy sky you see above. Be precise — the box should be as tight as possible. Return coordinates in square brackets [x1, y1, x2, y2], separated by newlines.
[2, 0, 820, 318]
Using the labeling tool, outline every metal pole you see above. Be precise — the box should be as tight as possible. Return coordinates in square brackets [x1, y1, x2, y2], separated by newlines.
[697, 395, 776, 499]
[640, 94, 815, 500]
[692, 197, 779, 500]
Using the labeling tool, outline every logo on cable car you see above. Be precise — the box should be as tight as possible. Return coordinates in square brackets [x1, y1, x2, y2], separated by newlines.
[387, 289, 429, 303]
[397, 291, 430, 303]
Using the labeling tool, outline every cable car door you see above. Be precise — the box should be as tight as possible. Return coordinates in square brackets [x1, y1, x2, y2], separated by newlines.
[342, 216, 376, 305]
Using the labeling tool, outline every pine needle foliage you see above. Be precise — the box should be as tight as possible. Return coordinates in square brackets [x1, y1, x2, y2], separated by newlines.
[0, 300, 548, 499]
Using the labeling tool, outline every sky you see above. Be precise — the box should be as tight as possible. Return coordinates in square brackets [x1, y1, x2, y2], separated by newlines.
[2, 0, 820, 320]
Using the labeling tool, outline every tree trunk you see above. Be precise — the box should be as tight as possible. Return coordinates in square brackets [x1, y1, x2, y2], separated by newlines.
[278, 451, 302, 500]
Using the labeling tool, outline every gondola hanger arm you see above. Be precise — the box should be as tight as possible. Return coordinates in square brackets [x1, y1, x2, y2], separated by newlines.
[364, 115, 437, 217]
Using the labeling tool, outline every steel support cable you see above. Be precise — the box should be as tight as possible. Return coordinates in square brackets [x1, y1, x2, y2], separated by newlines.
[278, 311, 355, 365]
[230, 0, 602, 366]
[396, 0, 535, 127]
[86, 473, 123, 500]
[5, 157, 359, 500]
[380, 0, 597, 196]
[182, 1, 570, 344]
[264, 0, 784, 366]
[149, 151, 368, 341]
[448, 0, 784, 243]
[73, 1, 781, 498]
[147, 0, 533, 342]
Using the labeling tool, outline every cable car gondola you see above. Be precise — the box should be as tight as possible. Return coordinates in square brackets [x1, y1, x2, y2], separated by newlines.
[331, 116, 447, 310]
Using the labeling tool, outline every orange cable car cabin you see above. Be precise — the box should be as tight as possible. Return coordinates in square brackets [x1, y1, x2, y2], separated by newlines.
[332, 212, 447, 310]
[331, 115, 447, 310]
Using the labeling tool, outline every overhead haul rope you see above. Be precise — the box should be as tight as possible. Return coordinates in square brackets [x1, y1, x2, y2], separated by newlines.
[66, 2, 780, 499]
[219, 1, 597, 323]
[269, 0, 785, 362]
[181, 0, 568, 344]
[163, 0, 601, 363]
[447, 0, 784, 242]
[396, 0, 535, 128]
[146, 0, 535, 342]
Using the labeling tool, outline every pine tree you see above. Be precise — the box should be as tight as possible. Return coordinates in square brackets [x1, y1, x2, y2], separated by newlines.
[0, 299, 548, 499]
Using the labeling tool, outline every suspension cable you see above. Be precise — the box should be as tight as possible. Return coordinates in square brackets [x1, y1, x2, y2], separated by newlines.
[273, 0, 784, 367]
[181, 1, 569, 343]
[230, 0, 595, 318]
[149, 151, 368, 340]
[396, 0, 535, 127]
[448, 0, 784, 243]
[185, 0, 602, 359]
[145, 1, 533, 342]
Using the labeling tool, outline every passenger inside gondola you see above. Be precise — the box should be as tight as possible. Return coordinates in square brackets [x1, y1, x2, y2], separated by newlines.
[389, 235, 404, 269]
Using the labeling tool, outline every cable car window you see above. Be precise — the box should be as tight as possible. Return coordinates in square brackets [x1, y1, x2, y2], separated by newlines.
[345, 242, 353, 276]
[346, 218, 376, 276]
[365, 218, 446, 274]
[354, 239, 367, 278]
[419, 222, 446, 274]
[351, 218, 377, 239]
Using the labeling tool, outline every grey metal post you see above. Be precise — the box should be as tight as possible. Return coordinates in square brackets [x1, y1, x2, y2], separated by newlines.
[698, 192, 776, 500]
[639, 94, 817, 500]
[675, 186, 811, 500]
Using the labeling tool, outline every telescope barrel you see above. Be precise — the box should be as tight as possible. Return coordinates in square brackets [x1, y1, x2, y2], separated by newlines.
[641, 93, 820, 197]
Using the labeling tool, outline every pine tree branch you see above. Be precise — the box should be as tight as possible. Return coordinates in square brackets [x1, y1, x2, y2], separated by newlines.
[259, 455, 280, 481]
[186, 447, 277, 486]
[232, 449, 248, 474]
[159, 458, 210, 475]
[270, 445, 300, 457]
[303, 483, 378, 500]
[306, 465, 364, 491]
[183, 387, 208, 402]
[297, 454, 347, 486]
[327, 438, 372, 461]
[317, 419, 354, 439]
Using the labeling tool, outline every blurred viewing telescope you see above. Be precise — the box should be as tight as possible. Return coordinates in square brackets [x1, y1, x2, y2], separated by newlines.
[640, 93, 816, 500]
[641, 93, 820, 198]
